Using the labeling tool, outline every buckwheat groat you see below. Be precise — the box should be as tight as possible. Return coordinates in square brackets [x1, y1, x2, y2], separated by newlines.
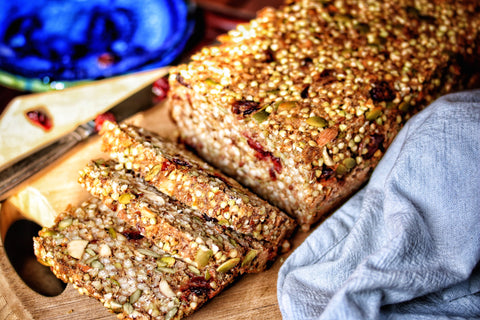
[79, 159, 276, 273]
[100, 121, 296, 247]
[168, 0, 480, 230]
[34, 198, 240, 320]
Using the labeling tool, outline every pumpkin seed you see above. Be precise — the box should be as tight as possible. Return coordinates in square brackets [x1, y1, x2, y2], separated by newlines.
[205, 78, 220, 86]
[217, 219, 229, 226]
[398, 101, 411, 112]
[110, 301, 123, 312]
[252, 109, 270, 123]
[156, 267, 175, 274]
[277, 101, 297, 112]
[94, 159, 105, 166]
[109, 278, 120, 286]
[205, 270, 211, 281]
[144, 164, 162, 182]
[37, 258, 52, 267]
[306, 116, 328, 128]
[40, 230, 57, 238]
[335, 164, 348, 176]
[91, 259, 104, 269]
[241, 249, 258, 267]
[365, 108, 382, 121]
[129, 289, 143, 304]
[343, 157, 357, 169]
[195, 248, 213, 268]
[85, 255, 99, 265]
[57, 217, 73, 231]
[123, 302, 134, 315]
[85, 248, 96, 256]
[188, 265, 201, 276]
[160, 256, 176, 267]
[165, 307, 178, 320]
[118, 193, 135, 204]
[216, 258, 240, 273]
[137, 248, 161, 258]
[108, 227, 117, 239]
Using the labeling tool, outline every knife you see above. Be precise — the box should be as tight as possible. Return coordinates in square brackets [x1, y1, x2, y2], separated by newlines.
[0, 78, 162, 201]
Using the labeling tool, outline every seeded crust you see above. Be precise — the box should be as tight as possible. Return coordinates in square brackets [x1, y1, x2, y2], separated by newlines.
[168, 0, 480, 230]
[79, 159, 275, 273]
[33, 198, 243, 320]
[100, 121, 296, 246]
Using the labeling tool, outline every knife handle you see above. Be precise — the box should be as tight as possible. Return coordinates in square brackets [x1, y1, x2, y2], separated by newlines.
[0, 122, 95, 201]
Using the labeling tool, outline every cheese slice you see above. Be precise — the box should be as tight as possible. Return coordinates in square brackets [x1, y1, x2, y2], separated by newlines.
[0, 67, 169, 171]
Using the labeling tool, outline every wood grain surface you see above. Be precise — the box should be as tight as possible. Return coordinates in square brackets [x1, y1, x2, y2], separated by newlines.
[0, 99, 311, 320]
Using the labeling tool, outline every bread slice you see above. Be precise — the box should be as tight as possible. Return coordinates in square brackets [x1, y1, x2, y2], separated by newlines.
[34, 198, 241, 320]
[79, 159, 277, 273]
[100, 121, 296, 248]
[167, 0, 480, 230]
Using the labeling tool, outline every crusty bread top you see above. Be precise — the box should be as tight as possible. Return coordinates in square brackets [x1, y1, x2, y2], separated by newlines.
[169, 0, 479, 184]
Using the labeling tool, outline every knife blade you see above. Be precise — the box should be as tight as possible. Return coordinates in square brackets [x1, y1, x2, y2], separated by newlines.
[0, 80, 159, 201]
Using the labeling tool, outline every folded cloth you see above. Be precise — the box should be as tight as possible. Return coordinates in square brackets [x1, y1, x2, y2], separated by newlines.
[277, 90, 480, 320]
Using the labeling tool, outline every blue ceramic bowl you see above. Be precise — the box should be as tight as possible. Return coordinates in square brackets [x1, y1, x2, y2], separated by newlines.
[0, 0, 195, 91]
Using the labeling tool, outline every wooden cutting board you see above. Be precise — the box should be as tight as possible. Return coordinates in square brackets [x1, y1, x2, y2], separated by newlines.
[0, 94, 311, 319]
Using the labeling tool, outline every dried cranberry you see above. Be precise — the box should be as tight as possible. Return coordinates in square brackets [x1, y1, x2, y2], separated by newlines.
[264, 49, 275, 63]
[121, 228, 144, 240]
[176, 74, 191, 88]
[364, 134, 385, 159]
[317, 164, 335, 182]
[319, 69, 334, 77]
[232, 100, 261, 116]
[300, 85, 310, 99]
[94, 112, 116, 132]
[171, 157, 192, 167]
[97, 52, 116, 68]
[269, 167, 277, 181]
[25, 109, 53, 131]
[272, 156, 282, 173]
[246, 136, 283, 176]
[181, 276, 213, 298]
[315, 68, 337, 86]
[152, 76, 170, 102]
[161, 160, 172, 171]
[302, 57, 313, 66]
[202, 213, 218, 223]
[369, 81, 396, 102]
[247, 137, 269, 160]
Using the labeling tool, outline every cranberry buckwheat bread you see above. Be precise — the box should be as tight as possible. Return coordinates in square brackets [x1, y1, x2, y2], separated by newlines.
[168, 0, 480, 230]
[100, 121, 296, 250]
[79, 159, 276, 273]
[34, 198, 243, 320]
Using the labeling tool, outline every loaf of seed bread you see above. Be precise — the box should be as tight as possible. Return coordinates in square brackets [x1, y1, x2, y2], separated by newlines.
[168, 0, 480, 230]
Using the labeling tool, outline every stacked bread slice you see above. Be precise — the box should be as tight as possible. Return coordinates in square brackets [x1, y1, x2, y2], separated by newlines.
[34, 121, 295, 320]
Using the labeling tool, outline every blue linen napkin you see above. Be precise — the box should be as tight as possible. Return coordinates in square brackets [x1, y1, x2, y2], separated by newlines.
[278, 90, 480, 319]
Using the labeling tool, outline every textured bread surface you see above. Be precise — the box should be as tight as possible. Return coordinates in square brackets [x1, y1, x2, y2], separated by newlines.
[33, 198, 241, 320]
[168, 0, 480, 229]
[79, 159, 276, 273]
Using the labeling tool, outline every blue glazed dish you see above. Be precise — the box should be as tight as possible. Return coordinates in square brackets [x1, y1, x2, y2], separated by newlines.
[0, 0, 195, 91]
